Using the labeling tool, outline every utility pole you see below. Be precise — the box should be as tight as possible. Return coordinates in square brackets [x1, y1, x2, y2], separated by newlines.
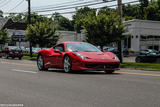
[117, 0, 123, 63]
[27, 0, 32, 57]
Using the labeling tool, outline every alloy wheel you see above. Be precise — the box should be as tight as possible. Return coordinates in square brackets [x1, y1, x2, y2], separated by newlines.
[63, 56, 71, 73]
[37, 55, 43, 70]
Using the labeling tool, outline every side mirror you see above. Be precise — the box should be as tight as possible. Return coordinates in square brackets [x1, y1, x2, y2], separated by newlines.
[54, 49, 61, 53]
[102, 50, 106, 52]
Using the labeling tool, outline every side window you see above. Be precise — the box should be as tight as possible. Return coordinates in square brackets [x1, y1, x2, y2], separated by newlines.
[54, 44, 64, 52]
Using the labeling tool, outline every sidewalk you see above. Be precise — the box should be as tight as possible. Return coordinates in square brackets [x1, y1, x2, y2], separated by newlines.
[123, 56, 136, 62]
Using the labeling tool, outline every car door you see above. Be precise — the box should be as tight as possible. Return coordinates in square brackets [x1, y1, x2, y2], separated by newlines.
[54, 44, 65, 67]
[50, 44, 65, 67]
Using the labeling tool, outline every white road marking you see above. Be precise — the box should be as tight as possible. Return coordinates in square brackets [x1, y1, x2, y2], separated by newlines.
[1, 61, 36, 67]
[11, 69, 38, 74]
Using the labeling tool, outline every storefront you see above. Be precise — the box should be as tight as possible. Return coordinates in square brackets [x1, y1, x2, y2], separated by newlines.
[125, 19, 160, 52]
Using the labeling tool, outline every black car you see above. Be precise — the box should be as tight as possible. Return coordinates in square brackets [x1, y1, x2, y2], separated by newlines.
[135, 55, 160, 63]
[139, 49, 159, 55]
[103, 47, 129, 57]
[136, 49, 160, 63]
[103, 47, 119, 55]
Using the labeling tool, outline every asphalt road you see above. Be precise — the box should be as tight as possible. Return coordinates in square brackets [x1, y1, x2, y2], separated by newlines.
[0, 58, 160, 107]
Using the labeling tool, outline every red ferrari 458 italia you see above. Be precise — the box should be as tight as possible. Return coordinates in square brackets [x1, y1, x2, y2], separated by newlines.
[37, 42, 120, 73]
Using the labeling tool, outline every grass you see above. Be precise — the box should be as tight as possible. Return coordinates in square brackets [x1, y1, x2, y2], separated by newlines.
[121, 62, 160, 71]
[22, 53, 37, 61]
[22, 56, 37, 61]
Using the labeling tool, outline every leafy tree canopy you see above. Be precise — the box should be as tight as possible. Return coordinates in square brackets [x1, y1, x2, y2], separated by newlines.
[0, 30, 10, 44]
[26, 22, 59, 48]
[52, 13, 74, 31]
[73, 7, 96, 33]
[82, 9, 127, 49]
[0, 10, 3, 17]
[7, 13, 52, 24]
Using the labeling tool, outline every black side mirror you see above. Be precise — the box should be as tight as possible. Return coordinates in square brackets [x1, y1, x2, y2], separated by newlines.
[102, 50, 106, 52]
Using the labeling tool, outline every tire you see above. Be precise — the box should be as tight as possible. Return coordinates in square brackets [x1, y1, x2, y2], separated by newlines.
[63, 55, 72, 73]
[105, 70, 114, 74]
[5, 54, 9, 59]
[135, 57, 141, 63]
[19, 57, 22, 60]
[37, 54, 48, 71]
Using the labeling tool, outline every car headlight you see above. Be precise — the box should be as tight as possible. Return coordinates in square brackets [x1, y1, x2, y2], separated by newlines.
[113, 55, 119, 60]
[74, 52, 87, 60]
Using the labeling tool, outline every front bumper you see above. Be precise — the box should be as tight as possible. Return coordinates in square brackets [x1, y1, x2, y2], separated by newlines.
[72, 59, 120, 71]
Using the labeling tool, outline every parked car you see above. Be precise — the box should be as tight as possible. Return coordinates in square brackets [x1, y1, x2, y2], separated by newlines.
[33, 48, 41, 53]
[1, 46, 23, 60]
[135, 55, 160, 63]
[103, 47, 118, 55]
[37, 42, 120, 73]
[24, 47, 42, 54]
[103, 47, 129, 57]
[135, 49, 160, 63]
[139, 49, 159, 55]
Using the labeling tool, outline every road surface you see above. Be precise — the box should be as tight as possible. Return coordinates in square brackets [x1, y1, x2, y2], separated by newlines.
[0, 58, 160, 107]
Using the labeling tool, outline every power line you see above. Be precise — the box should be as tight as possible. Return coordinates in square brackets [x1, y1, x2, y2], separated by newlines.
[8, 0, 24, 12]
[32, 0, 104, 11]
[3, 0, 139, 15]
[32, 0, 117, 13]
[0, 0, 6, 4]
[32, 0, 94, 9]
[41, 0, 139, 16]
[0, 0, 12, 8]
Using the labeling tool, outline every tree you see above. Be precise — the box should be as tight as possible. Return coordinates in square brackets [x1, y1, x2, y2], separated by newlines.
[52, 13, 74, 31]
[7, 13, 52, 24]
[122, 0, 160, 21]
[139, 0, 149, 19]
[145, 0, 160, 21]
[26, 22, 59, 48]
[73, 7, 96, 33]
[139, 0, 149, 7]
[58, 17, 74, 31]
[82, 10, 127, 50]
[7, 13, 24, 22]
[122, 4, 141, 20]
[0, 10, 3, 17]
[0, 30, 10, 44]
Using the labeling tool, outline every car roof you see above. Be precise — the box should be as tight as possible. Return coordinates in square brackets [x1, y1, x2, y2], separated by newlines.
[60, 41, 84, 44]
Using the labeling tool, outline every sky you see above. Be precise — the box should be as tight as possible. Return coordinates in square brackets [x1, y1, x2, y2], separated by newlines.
[0, 0, 138, 19]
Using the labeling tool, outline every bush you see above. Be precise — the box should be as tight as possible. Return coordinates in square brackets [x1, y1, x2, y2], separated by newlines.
[128, 49, 134, 53]
[23, 53, 38, 57]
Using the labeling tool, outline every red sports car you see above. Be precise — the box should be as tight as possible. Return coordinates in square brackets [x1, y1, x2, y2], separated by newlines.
[37, 42, 120, 73]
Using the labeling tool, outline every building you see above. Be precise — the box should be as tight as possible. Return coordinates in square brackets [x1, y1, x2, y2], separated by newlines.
[56, 30, 84, 43]
[125, 19, 160, 52]
[0, 17, 27, 46]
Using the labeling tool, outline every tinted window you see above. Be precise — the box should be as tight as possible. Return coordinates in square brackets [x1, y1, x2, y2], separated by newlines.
[54, 44, 64, 52]
[66, 43, 101, 52]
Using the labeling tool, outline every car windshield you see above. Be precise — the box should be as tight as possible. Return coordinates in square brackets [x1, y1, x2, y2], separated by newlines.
[66, 43, 101, 52]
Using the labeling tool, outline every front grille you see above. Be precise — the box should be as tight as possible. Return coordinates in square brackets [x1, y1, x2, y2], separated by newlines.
[85, 64, 119, 69]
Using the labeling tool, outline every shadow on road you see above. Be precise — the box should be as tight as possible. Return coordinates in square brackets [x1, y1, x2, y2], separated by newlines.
[44, 70, 121, 75]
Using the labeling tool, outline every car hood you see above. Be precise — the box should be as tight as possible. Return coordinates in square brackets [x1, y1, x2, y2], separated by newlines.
[75, 52, 113, 59]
